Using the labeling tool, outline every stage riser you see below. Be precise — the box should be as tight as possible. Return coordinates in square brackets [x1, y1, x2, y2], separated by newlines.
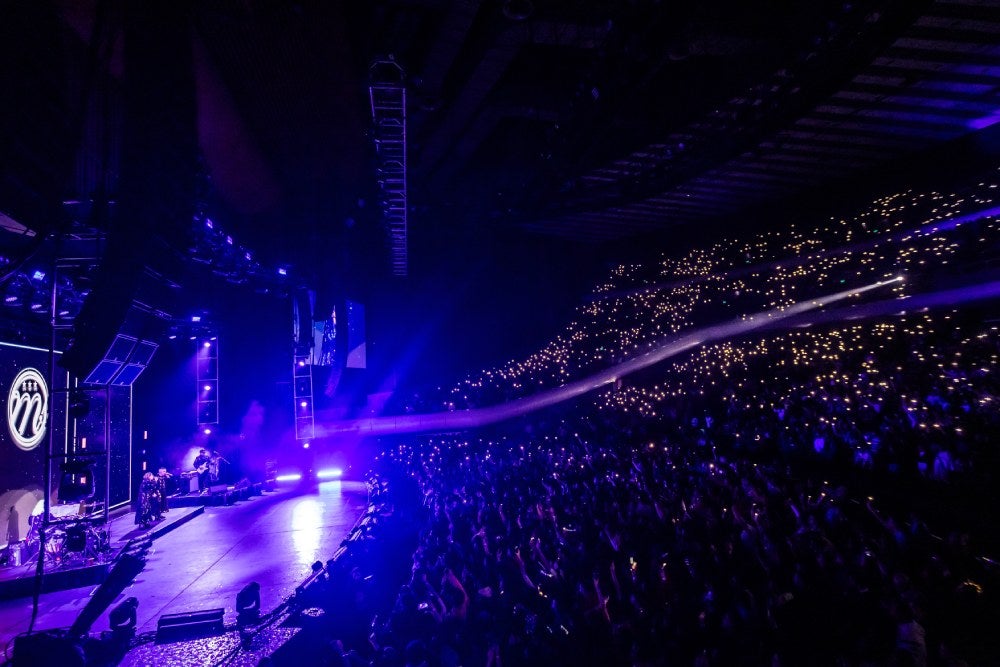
[0, 562, 108, 601]
[0, 506, 203, 600]
[167, 483, 265, 508]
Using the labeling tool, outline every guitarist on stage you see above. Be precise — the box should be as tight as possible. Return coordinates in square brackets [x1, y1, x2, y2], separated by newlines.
[193, 448, 212, 495]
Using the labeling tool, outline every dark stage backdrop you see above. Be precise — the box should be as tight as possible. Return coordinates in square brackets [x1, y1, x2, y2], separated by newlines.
[0, 342, 66, 543]
[0, 341, 134, 544]
[72, 387, 133, 511]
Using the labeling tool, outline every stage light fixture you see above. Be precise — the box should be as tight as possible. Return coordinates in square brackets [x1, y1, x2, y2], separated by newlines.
[109, 597, 139, 638]
[236, 582, 261, 626]
[4, 273, 32, 307]
[275, 473, 302, 482]
[317, 468, 343, 480]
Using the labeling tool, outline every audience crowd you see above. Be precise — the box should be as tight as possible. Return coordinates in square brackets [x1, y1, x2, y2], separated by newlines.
[599, 310, 1000, 485]
[313, 178, 1000, 666]
[394, 176, 1000, 415]
[322, 414, 996, 666]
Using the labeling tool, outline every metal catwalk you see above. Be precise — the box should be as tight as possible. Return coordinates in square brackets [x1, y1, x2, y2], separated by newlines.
[0, 480, 368, 657]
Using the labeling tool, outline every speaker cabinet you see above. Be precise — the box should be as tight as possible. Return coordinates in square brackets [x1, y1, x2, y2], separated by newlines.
[156, 607, 225, 642]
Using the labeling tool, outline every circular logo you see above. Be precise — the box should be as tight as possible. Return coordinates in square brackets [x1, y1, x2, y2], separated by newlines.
[7, 368, 48, 451]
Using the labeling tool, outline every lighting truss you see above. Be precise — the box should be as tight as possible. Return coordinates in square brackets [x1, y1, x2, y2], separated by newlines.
[369, 59, 408, 277]
[196, 337, 219, 426]
[293, 351, 314, 441]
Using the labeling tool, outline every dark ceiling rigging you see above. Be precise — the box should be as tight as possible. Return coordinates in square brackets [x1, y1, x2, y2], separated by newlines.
[185, 0, 1000, 253]
[4, 0, 1000, 293]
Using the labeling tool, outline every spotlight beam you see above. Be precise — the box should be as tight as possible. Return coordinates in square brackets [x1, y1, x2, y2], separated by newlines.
[750, 279, 1000, 333]
[317, 278, 902, 437]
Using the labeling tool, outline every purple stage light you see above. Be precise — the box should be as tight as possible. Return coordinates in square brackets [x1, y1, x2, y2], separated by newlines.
[203, 341, 211, 347]
[317, 468, 343, 480]
[276, 473, 301, 482]
[203, 428, 212, 435]
[968, 113, 1000, 131]
[191, 315, 201, 322]
[278, 267, 287, 276]
[302, 442, 310, 449]
[204, 385, 212, 391]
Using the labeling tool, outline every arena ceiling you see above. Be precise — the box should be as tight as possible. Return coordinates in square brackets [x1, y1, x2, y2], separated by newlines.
[5, 0, 1000, 284]
[192, 0, 1000, 247]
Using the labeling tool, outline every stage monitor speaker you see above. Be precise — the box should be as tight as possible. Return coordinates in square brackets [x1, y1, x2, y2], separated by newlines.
[156, 607, 225, 643]
[209, 483, 228, 494]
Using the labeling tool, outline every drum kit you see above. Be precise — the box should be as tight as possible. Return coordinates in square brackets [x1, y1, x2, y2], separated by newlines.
[15, 501, 111, 568]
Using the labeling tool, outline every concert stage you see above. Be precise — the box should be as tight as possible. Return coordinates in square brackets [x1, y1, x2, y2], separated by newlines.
[0, 506, 204, 601]
[0, 480, 369, 663]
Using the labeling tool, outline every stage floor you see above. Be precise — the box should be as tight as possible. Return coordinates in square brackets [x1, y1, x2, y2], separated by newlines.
[0, 480, 368, 653]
